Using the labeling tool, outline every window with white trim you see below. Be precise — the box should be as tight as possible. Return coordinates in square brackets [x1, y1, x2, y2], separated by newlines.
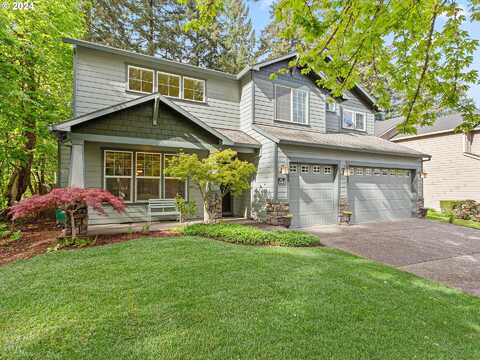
[301, 164, 310, 173]
[326, 99, 336, 112]
[373, 168, 381, 176]
[275, 85, 309, 124]
[104, 151, 133, 201]
[128, 66, 154, 93]
[365, 168, 372, 176]
[183, 77, 205, 102]
[312, 165, 321, 173]
[389, 169, 396, 176]
[135, 152, 161, 202]
[355, 167, 363, 176]
[324, 166, 332, 175]
[381, 169, 388, 176]
[164, 154, 187, 199]
[157, 72, 181, 98]
[342, 109, 367, 131]
[289, 164, 297, 173]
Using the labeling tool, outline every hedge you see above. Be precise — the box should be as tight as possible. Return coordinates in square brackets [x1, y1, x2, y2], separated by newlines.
[183, 223, 321, 247]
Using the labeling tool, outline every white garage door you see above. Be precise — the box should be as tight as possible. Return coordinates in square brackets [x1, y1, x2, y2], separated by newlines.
[289, 163, 337, 227]
[348, 167, 414, 224]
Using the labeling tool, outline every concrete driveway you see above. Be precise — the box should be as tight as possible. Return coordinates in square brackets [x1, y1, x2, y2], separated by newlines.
[304, 219, 480, 296]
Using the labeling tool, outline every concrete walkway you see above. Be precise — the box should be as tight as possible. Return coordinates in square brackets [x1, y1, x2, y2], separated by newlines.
[304, 219, 480, 296]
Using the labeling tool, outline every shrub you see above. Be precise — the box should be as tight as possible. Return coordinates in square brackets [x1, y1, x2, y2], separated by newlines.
[175, 195, 196, 223]
[183, 223, 321, 247]
[9, 188, 125, 237]
[451, 200, 480, 221]
[440, 200, 462, 213]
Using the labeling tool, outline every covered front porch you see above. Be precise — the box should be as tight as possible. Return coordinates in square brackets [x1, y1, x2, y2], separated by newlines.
[52, 93, 260, 225]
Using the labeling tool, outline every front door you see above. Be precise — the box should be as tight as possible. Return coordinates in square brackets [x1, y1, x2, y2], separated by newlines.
[222, 191, 232, 216]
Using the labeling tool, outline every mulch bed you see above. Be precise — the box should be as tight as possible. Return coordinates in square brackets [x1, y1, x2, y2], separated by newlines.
[0, 219, 179, 267]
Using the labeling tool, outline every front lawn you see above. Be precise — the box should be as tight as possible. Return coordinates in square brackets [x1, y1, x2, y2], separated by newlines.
[1, 236, 479, 359]
[427, 209, 480, 230]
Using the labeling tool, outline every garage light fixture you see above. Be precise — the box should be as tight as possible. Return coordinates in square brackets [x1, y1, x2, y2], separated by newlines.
[420, 171, 428, 179]
[279, 164, 289, 175]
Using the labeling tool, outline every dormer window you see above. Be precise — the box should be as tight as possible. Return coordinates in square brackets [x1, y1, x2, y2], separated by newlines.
[157, 72, 180, 98]
[342, 109, 366, 131]
[128, 66, 154, 93]
[183, 77, 205, 102]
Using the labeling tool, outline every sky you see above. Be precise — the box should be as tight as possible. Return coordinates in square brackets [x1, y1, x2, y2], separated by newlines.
[246, 0, 480, 108]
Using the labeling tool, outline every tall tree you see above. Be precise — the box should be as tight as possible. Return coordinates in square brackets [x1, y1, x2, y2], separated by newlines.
[188, 0, 480, 132]
[217, 0, 256, 73]
[0, 0, 84, 206]
[256, 1, 297, 61]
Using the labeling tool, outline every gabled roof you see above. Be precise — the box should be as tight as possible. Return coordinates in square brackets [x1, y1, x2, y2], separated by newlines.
[254, 124, 429, 159]
[242, 52, 378, 110]
[50, 93, 235, 145]
[376, 112, 480, 141]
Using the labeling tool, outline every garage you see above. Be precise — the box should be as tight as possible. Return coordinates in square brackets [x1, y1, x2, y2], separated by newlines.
[348, 167, 415, 224]
[288, 163, 337, 227]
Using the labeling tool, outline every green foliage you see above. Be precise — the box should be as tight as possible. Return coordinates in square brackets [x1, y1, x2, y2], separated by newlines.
[0, 0, 85, 206]
[175, 195, 196, 223]
[427, 209, 480, 230]
[57, 236, 96, 249]
[440, 200, 463, 213]
[451, 200, 480, 221]
[165, 149, 256, 222]
[183, 223, 321, 247]
[141, 223, 150, 233]
[190, 0, 480, 131]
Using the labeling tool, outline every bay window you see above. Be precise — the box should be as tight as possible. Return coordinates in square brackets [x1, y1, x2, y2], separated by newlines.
[275, 85, 309, 124]
[135, 152, 161, 202]
[104, 151, 133, 202]
[342, 109, 366, 131]
[163, 154, 186, 199]
[128, 66, 154, 93]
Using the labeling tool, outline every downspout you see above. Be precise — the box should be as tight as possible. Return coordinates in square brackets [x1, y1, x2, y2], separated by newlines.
[273, 143, 278, 201]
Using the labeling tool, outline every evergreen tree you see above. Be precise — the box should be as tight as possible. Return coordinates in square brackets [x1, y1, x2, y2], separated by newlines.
[256, 1, 298, 61]
[217, 0, 255, 74]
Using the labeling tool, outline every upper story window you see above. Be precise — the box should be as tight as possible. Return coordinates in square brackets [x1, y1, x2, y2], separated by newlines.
[157, 72, 181, 98]
[128, 66, 154, 94]
[326, 99, 337, 112]
[275, 85, 309, 125]
[342, 109, 366, 131]
[183, 77, 205, 102]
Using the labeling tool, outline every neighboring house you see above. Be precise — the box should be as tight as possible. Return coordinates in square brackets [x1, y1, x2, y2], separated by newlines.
[376, 112, 480, 210]
[50, 38, 428, 227]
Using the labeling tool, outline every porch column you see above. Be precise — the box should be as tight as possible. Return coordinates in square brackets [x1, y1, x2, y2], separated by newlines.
[69, 139, 85, 188]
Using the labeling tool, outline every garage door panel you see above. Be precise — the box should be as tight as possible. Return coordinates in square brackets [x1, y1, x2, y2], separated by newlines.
[349, 167, 414, 224]
[289, 164, 337, 227]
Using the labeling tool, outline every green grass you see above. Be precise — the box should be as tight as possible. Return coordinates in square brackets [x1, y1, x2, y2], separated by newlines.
[183, 223, 321, 246]
[427, 209, 480, 230]
[1, 237, 479, 360]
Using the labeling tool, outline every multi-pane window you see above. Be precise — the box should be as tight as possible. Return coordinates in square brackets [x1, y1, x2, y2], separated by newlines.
[289, 164, 297, 173]
[324, 166, 332, 175]
[157, 72, 180, 98]
[312, 165, 321, 173]
[136, 152, 161, 202]
[381, 169, 389, 176]
[275, 85, 309, 124]
[301, 165, 310, 173]
[183, 77, 205, 102]
[164, 154, 186, 199]
[355, 167, 363, 176]
[342, 109, 366, 131]
[365, 168, 372, 176]
[389, 169, 396, 176]
[373, 168, 381, 176]
[128, 66, 154, 93]
[326, 99, 336, 112]
[104, 151, 133, 202]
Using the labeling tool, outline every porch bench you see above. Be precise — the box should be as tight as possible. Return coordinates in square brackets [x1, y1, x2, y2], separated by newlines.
[147, 199, 179, 223]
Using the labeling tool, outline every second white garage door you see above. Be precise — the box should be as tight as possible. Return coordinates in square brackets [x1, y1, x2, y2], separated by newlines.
[289, 163, 337, 227]
[348, 167, 415, 224]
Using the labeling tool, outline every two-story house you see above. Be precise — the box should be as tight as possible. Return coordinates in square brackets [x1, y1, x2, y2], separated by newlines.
[50, 39, 429, 227]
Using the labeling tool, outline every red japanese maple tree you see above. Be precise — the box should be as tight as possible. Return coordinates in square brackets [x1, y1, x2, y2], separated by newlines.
[10, 188, 125, 237]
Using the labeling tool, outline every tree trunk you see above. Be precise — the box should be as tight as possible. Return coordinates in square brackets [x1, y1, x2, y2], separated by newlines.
[69, 211, 77, 239]
[203, 200, 212, 223]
